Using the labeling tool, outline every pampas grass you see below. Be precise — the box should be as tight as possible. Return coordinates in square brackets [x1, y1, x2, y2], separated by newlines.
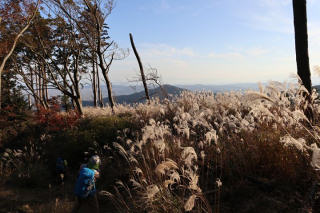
[90, 80, 320, 212]
[2, 80, 320, 212]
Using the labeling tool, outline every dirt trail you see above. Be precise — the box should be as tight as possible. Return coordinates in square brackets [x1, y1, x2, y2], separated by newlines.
[0, 182, 113, 213]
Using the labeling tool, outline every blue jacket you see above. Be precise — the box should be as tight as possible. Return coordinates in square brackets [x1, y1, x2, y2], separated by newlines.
[74, 167, 96, 198]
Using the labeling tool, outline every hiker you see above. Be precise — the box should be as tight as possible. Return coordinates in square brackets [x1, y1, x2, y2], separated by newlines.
[72, 155, 101, 213]
[55, 157, 68, 184]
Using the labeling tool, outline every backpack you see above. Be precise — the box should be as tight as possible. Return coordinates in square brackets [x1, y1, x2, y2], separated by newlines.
[74, 167, 96, 198]
[56, 157, 66, 173]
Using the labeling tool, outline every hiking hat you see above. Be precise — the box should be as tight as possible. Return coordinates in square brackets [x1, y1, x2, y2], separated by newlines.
[88, 155, 101, 170]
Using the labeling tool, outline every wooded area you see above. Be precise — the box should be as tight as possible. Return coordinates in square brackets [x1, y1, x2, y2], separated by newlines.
[0, 0, 130, 115]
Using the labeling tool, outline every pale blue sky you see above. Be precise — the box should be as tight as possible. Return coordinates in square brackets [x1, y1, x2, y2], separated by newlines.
[107, 0, 320, 85]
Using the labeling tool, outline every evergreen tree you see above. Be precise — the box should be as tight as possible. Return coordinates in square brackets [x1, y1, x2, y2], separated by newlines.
[1, 65, 28, 113]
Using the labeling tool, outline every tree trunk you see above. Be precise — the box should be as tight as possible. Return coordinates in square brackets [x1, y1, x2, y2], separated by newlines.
[41, 65, 48, 108]
[73, 91, 83, 115]
[38, 65, 42, 106]
[73, 58, 83, 115]
[35, 74, 39, 107]
[292, 0, 312, 93]
[44, 65, 48, 101]
[102, 72, 114, 110]
[73, 95, 83, 115]
[45, 81, 49, 102]
[98, 65, 113, 110]
[92, 56, 97, 107]
[71, 98, 76, 110]
[96, 61, 103, 108]
[28, 94, 32, 109]
[129, 33, 150, 102]
[96, 24, 113, 110]
[30, 66, 37, 107]
[99, 87, 103, 107]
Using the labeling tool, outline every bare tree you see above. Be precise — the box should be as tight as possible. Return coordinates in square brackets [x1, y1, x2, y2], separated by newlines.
[129, 65, 167, 100]
[129, 33, 150, 102]
[145, 67, 167, 98]
[292, 0, 312, 93]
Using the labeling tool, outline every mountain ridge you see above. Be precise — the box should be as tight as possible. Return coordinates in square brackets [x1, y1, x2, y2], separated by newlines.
[82, 84, 186, 106]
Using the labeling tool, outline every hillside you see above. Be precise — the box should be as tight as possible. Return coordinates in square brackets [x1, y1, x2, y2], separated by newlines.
[1, 82, 320, 212]
[83, 84, 186, 106]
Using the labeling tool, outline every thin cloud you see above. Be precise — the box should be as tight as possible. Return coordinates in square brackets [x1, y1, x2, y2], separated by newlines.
[139, 43, 195, 58]
[246, 47, 270, 56]
[233, 0, 293, 34]
[208, 52, 243, 59]
[244, 11, 293, 34]
[208, 47, 270, 59]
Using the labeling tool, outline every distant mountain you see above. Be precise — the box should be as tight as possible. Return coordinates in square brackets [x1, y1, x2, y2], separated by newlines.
[80, 84, 145, 101]
[176, 83, 262, 92]
[313, 85, 320, 92]
[44, 83, 320, 106]
[82, 84, 186, 106]
[47, 83, 264, 101]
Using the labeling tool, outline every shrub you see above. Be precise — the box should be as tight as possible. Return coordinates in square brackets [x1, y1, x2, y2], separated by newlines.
[35, 102, 80, 133]
[43, 115, 134, 170]
[78, 116, 134, 146]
